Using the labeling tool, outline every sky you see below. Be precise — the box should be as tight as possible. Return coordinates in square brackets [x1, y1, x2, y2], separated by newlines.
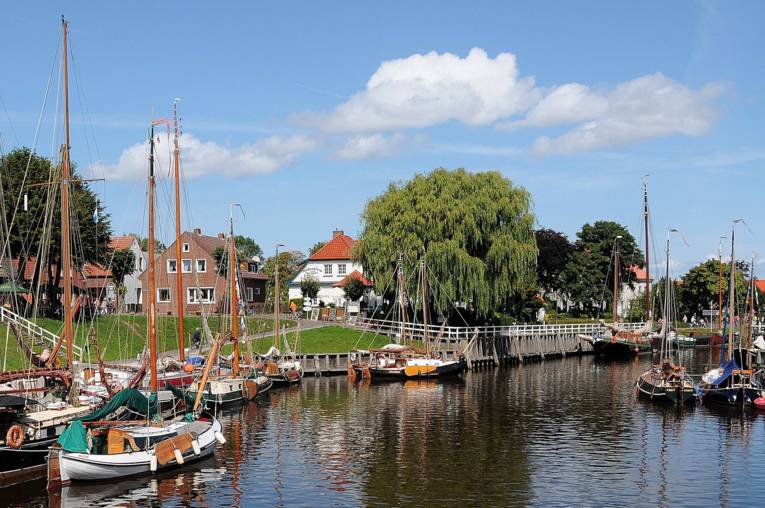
[0, 1, 763, 277]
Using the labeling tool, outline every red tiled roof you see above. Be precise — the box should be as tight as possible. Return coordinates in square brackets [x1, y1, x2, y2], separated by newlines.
[755, 280, 765, 293]
[13, 257, 112, 288]
[109, 235, 136, 250]
[333, 270, 372, 287]
[629, 265, 653, 282]
[310, 233, 355, 261]
[192, 232, 226, 255]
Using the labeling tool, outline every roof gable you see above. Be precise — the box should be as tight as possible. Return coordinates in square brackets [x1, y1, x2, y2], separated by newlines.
[310, 234, 355, 260]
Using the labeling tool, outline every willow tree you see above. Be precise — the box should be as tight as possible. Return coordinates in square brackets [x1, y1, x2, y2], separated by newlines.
[355, 168, 537, 318]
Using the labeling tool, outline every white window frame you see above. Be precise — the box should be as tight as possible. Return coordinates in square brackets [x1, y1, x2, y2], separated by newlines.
[338, 263, 347, 276]
[196, 259, 207, 273]
[254, 287, 261, 296]
[246, 287, 254, 302]
[324, 264, 333, 276]
[188, 287, 215, 304]
[181, 259, 192, 273]
[167, 259, 178, 273]
[158, 288, 171, 303]
[182, 242, 190, 253]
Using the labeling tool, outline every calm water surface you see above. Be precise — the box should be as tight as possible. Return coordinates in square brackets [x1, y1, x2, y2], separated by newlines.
[5, 349, 765, 507]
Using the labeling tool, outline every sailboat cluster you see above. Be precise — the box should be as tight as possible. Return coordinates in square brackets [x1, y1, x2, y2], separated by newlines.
[0, 17, 306, 490]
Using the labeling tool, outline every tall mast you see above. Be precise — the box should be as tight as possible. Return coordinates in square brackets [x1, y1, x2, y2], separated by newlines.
[747, 252, 756, 349]
[61, 17, 74, 367]
[273, 244, 281, 349]
[420, 258, 429, 353]
[613, 237, 621, 323]
[397, 255, 408, 344]
[643, 178, 651, 322]
[661, 235, 670, 360]
[230, 210, 239, 376]
[727, 228, 736, 362]
[147, 123, 158, 392]
[172, 99, 185, 362]
[718, 237, 724, 330]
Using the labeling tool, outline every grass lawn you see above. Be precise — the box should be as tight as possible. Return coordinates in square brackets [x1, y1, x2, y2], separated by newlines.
[221, 325, 392, 356]
[0, 315, 294, 370]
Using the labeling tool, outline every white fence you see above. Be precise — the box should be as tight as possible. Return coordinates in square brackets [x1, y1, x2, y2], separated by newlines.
[0, 306, 82, 357]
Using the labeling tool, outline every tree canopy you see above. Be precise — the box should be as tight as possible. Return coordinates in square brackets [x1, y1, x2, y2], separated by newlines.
[535, 228, 574, 293]
[300, 274, 320, 301]
[356, 168, 537, 317]
[342, 277, 366, 302]
[562, 221, 642, 315]
[234, 235, 262, 260]
[262, 250, 305, 303]
[309, 241, 326, 256]
[110, 249, 135, 287]
[680, 259, 748, 318]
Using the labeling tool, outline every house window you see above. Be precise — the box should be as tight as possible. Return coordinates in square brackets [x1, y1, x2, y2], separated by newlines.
[338, 264, 346, 276]
[188, 287, 215, 304]
[182, 243, 190, 253]
[167, 259, 177, 273]
[246, 287, 254, 302]
[138, 257, 144, 270]
[196, 259, 207, 273]
[158, 288, 170, 302]
[255, 287, 261, 296]
[181, 259, 192, 273]
[324, 264, 333, 276]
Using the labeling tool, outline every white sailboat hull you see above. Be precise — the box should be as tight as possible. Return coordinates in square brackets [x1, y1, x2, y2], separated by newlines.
[57, 418, 222, 483]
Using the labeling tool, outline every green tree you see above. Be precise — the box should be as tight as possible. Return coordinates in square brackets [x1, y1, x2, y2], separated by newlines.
[535, 228, 574, 293]
[561, 221, 643, 316]
[0, 148, 112, 313]
[680, 259, 748, 318]
[262, 250, 305, 304]
[234, 235, 262, 260]
[300, 274, 320, 301]
[110, 248, 135, 311]
[136, 236, 166, 253]
[342, 277, 366, 302]
[356, 168, 537, 318]
[309, 241, 326, 256]
[212, 246, 230, 277]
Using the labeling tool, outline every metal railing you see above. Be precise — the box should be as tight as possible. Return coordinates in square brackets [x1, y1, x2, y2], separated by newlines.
[0, 306, 82, 356]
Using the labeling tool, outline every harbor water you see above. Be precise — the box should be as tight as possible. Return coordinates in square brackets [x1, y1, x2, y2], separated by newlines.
[5, 348, 765, 507]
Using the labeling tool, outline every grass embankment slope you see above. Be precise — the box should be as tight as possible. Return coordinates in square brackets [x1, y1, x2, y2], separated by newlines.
[221, 325, 390, 356]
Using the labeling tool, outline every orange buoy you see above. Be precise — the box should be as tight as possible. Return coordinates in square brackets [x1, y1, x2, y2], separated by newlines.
[6, 425, 24, 449]
[182, 363, 194, 373]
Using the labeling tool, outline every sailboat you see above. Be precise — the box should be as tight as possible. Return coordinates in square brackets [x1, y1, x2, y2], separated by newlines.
[350, 257, 466, 380]
[698, 221, 762, 407]
[45, 117, 224, 487]
[262, 244, 304, 386]
[588, 181, 653, 357]
[185, 206, 272, 406]
[0, 17, 96, 487]
[635, 231, 695, 404]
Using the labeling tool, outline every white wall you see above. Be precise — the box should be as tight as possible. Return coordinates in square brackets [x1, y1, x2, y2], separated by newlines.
[288, 259, 365, 306]
[121, 238, 146, 310]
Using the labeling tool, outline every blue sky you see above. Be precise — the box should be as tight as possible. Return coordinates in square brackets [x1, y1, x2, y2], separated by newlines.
[1, 1, 763, 277]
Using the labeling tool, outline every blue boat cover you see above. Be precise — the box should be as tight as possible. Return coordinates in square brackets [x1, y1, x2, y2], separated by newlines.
[712, 358, 739, 387]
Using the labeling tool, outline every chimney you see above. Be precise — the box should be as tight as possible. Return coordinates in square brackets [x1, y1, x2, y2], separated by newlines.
[332, 229, 344, 238]
[217, 233, 225, 239]
[193, 228, 202, 235]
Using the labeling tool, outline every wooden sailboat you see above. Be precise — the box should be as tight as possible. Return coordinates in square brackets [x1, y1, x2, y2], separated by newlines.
[185, 206, 272, 407]
[350, 257, 466, 381]
[589, 182, 652, 357]
[263, 244, 303, 386]
[698, 222, 762, 406]
[0, 17, 95, 487]
[635, 231, 695, 404]
[45, 118, 224, 487]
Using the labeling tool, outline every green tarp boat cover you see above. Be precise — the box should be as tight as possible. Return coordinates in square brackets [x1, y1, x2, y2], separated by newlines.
[77, 388, 158, 422]
[166, 384, 196, 408]
[57, 419, 88, 453]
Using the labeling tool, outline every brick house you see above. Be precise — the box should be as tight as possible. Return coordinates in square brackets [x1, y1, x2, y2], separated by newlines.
[139, 229, 267, 316]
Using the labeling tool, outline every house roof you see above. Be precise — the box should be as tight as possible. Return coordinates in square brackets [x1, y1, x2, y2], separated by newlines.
[310, 233, 355, 261]
[629, 265, 653, 282]
[109, 235, 136, 251]
[755, 280, 765, 293]
[333, 270, 372, 287]
[12, 257, 112, 289]
[192, 231, 226, 256]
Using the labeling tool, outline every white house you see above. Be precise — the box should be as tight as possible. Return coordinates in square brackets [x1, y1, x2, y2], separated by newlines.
[617, 265, 653, 318]
[288, 230, 371, 306]
[109, 235, 147, 312]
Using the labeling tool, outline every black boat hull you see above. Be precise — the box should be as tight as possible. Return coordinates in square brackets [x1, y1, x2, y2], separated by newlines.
[0, 436, 59, 487]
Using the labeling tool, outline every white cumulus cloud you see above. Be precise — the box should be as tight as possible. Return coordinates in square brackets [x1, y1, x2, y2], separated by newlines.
[89, 133, 319, 181]
[334, 133, 409, 160]
[525, 74, 724, 156]
[299, 47, 541, 133]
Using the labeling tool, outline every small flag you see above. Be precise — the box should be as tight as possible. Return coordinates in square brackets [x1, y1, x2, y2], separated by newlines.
[92, 206, 98, 223]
